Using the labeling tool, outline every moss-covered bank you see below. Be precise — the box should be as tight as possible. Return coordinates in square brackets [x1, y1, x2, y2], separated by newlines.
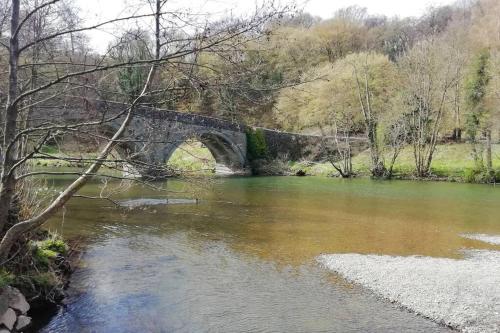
[1, 197, 81, 332]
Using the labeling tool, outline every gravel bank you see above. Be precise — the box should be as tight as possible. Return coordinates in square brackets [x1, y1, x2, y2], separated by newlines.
[317, 250, 500, 333]
[461, 234, 500, 245]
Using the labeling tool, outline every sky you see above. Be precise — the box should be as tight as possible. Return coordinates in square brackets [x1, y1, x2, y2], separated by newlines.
[74, 0, 457, 52]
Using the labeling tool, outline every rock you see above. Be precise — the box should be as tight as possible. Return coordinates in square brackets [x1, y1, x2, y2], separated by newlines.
[0, 308, 16, 330]
[6, 287, 29, 314]
[0, 292, 8, 318]
[15, 315, 31, 330]
[0, 329, 10, 333]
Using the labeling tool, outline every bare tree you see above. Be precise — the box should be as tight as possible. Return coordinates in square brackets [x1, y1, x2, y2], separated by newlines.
[399, 37, 462, 177]
[351, 59, 384, 177]
[384, 116, 408, 178]
[349, 53, 397, 178]
[0, 0, 286, 262]
[320, 104, 356, 178]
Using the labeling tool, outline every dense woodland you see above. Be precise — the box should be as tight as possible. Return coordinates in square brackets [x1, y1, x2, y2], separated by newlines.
[181, 0, 500, 179]
[2, 1, 500, 180]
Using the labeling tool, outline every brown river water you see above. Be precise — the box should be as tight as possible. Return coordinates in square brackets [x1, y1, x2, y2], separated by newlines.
[39, 176, 500, 332]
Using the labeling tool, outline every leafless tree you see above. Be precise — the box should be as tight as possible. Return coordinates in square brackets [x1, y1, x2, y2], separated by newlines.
[351, 60, 385, 177]
[0, 0, 287, 262]
[399, 37, 462, 177]
[320, 107, 355, 178]
[384, 116, 408, 178]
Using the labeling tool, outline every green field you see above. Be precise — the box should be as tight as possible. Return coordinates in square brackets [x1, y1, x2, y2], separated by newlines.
[290, 143, 500, 181]
[31, 142, 500, 182]
[167, 141, 216, 175]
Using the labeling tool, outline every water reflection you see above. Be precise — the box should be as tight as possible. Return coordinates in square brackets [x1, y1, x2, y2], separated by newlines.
[42, 177, 500, 332]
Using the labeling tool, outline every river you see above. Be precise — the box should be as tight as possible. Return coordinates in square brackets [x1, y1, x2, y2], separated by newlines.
[39, 177, 500, 332]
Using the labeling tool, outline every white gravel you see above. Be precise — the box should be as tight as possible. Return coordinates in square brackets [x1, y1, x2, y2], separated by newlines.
[461, 234, 500, 245]
[317, 250, 500, 333]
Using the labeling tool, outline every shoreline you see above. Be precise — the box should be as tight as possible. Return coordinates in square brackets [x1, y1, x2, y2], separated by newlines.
[28, 236, 85, 332]
[317, 245, 500, 333]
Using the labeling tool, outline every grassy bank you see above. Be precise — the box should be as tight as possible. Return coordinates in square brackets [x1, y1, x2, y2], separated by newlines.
[166, 140, 500, 182]
[1, 229, 75, 310]
[31, 142, 500, 183]
[289, 143, 500, 182]
[167, 141, 216, 175]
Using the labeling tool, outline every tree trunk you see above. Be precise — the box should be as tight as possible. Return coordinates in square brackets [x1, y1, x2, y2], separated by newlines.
[367, 121, 385, 177]
[485, 129, 493, 181]
[471, 139, 483, 169]
[155, 0, 161, 60]
[0, 0, 21, 233]
[452, 81, 461, 142]
[0, 64, 157, 262]
[352, 63, 384, 178]
[0, 0, 162, 260]
[452, 128, 462, 142]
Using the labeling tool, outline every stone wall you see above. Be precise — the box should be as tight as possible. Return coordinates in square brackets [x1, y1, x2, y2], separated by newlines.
[258, 128, 368, 162]
[34, 100, 368, 176]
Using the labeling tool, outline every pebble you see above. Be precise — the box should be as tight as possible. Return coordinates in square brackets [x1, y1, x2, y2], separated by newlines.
[318, 249, 500, 333]
[0, 308, 16, 331]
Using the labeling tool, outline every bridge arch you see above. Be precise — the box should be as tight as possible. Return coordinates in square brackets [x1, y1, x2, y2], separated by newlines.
[35, 101, 370, 179]
[163, 131, 248, 174]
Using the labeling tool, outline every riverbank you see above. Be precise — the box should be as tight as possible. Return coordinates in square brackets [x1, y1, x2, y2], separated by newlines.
[0, 230, 82, 332]
[318, 235, 500, 333]
[289, 143, 500, 182]
[32, 142, 500, 183]
[166, 141, 500, 183]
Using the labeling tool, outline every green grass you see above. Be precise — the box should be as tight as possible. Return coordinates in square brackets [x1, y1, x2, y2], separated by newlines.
[290, 143, 500, 181]
[29, 144, 132, 177]
[30, 271, 60, 289]
[35, 237, 68, 255]
[30, 145, 100, 168]
[29, 142, 218, 178]
[289, 160, 336, 177]
[6, 231, 68, 301]
[33, 142, 217, 175]
[0, 268, 14, 289]
[167, 141, 216, 174]
[31, 143, 500, 182]
[32, 234, 68, 267]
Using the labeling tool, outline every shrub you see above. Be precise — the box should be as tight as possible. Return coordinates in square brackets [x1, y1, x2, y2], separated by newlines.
[34, 248, 58, 266]
[246, 128, 268, 160]
[31, 272, 59, 289]
[463, 167, 498, 183]
[464, 167, 483, 183]
[32, 235, 68, 266]
[495, 170, 500, 182]
[38, 238, 68, 254]
[0, 269, 14, 289]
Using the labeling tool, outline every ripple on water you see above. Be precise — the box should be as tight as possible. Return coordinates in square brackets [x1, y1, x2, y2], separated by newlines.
[42, 235, 452, 333]
[41, 177, 500, 332]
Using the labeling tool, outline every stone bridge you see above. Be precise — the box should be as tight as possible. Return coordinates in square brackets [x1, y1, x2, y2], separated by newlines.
[37, 100, 367, 177]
